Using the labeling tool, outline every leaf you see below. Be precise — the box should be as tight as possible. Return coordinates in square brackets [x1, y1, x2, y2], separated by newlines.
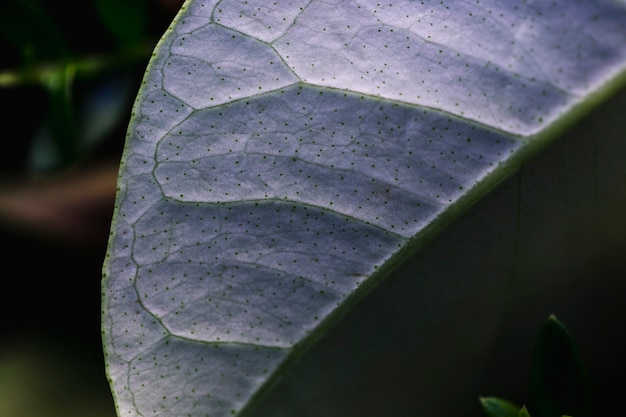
[529, 315, 591, 417]
[101, 1, 626, 417]
[42, 63, 78, 169]
[480, 396, 521, 417]
[519, 405, 533, 417]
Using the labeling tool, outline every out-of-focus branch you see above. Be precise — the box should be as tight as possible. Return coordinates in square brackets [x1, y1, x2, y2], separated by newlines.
[0, 40, 155, 88]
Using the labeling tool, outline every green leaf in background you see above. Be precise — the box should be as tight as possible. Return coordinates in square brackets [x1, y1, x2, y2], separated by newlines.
[94, 0, 150, 45]
[529, 315, 591, 417]
[0, 0, 78, 171]
[28, 72, 136, 173]
[101, 1, 626, 417]
[42, 62, 78, 169]
[480, 396, 521, 417]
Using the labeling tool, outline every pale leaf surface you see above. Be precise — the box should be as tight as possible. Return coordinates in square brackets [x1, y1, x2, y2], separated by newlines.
[102, 1, 626, 416]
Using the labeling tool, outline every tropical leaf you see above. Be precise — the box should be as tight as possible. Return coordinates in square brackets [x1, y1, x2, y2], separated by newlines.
[101, 1, 626, 417]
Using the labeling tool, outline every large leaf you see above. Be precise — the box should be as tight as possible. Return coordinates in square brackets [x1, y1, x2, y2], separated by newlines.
[101, 1, 626, 417]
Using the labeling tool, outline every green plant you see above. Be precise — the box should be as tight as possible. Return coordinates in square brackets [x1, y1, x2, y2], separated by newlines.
[1, 2, 624, 417]
[481, 315, 589, 417]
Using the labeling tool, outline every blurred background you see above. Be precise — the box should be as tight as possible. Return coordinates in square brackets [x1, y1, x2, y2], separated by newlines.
[0, 1, 182, 416]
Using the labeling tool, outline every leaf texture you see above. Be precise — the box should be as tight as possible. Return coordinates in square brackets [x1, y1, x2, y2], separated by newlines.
[101, 1, 626, 416]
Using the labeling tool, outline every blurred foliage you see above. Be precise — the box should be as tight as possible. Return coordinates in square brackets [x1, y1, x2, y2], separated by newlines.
[0, 0, 181, 176]
[0, 1, 181, 417]
[0, 0, 182, 243]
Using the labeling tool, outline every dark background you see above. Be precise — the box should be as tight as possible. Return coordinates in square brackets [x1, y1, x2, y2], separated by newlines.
[0, 1, 181, 415]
